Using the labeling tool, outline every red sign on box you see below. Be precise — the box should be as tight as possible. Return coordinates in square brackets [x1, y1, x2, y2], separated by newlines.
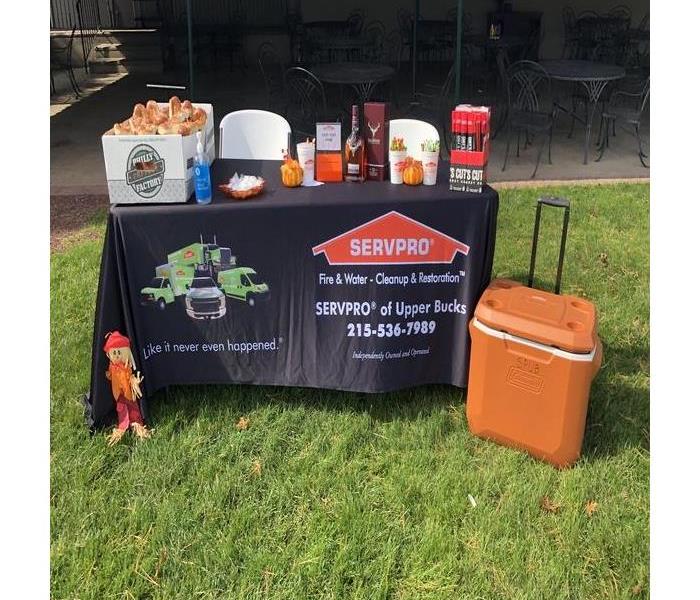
[450, 105, 491, 193]
[312, 211, 470, 265]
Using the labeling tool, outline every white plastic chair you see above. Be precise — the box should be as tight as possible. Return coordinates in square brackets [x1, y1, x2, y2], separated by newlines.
[219, 109, 291, 160]
[388, 119, 441, 157]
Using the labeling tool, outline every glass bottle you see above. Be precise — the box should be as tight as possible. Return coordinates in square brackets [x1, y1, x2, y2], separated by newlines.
[194, 131, 212, 204]
[344, 105, 366, 183]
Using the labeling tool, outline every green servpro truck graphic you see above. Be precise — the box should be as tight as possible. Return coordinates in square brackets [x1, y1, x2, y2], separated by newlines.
[140, 276, 175, 310]
[184, 276, 227, 319]
[140, 236, 269, 319]
[218, 266, 269, 306]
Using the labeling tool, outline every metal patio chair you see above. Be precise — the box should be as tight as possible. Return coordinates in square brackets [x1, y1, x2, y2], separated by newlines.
[50, 27, 82, 98]
[623, 12, 649, 77]
[502, 60, 555, 179]
[489, 48, 511, 139]
[376, 29, 403, 108]
[446, 6, 472, 32]
[562, 7, 578, 58]
[596, 77, 650, 167]
[283, 67, 330, 142]
[346, 8, 366, 37]
[396, 9, 439, 63]
[563, 37, 626, 140]
[397, 8, 414, 63]
[381, 30, 403, 72]
[211, 15, 246, 73]
[607, 5, 632, 29]
[519, 25, 542, 61]
[408, 62, 459, 158]
[572, 10, 600, 60]
[258, 42, 285, 112]
[443, 8, 472, 61]
[363, 20, 386, 62]
[638, 12, 649, 32]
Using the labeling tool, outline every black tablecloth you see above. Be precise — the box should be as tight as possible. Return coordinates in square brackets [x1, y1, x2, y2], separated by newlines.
[85, 159, 499, 430]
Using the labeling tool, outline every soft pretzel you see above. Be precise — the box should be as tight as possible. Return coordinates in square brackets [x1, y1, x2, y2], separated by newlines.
[189, 107, 207, 131]
[168, 96, 183, 121]
[157, 120, 176, 135]
[181, 100, 194, 120]
[132, 103, 147, 121]
[110, 97, 201, 136]
[131, 119, 158, 135]
[179, 121, 193, 136]
[157, 119, 191, 135]
[146, 100, 168, 125]
[112, 118, 134, 135]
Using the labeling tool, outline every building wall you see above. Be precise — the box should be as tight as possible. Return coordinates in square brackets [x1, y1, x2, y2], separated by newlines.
[296, 0, 648, 59]
[111, 0, 288, 28]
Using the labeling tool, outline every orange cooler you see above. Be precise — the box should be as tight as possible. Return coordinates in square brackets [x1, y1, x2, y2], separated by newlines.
[466, 198, 602, 467]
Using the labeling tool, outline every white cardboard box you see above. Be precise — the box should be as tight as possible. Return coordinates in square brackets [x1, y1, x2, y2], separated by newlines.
[102, 103, 215, 204]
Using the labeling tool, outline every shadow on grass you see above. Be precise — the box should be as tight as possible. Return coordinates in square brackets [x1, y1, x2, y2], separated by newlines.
[146, 341, 648, 462]
[583, 342, 650, 459]
[148, 381, 463, 426]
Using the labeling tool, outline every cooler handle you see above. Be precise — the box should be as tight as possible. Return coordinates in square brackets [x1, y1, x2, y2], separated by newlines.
[528, 197, 570, 294]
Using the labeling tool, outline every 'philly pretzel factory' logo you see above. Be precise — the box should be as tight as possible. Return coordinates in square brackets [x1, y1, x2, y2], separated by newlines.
[125, 144, 165, 198]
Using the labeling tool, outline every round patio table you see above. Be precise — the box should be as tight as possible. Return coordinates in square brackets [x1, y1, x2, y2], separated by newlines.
[539, 59, 625, 164]
[311, 62, 395, 104]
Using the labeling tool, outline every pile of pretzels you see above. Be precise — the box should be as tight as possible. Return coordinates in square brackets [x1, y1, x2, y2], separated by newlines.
[108, 96, 207, 136]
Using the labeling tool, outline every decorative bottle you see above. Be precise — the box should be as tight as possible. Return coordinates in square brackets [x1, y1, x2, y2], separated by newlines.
[344, 105, 366, 183]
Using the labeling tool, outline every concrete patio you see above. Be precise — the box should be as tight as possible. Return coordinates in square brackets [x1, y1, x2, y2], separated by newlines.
[50, 67, 649, 196]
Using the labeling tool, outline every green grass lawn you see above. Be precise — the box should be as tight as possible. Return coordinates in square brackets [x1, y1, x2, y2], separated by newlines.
[51, 183, 649, 600]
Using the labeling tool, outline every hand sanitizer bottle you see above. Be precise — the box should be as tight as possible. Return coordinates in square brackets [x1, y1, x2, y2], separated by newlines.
[194, 131, 212, 205]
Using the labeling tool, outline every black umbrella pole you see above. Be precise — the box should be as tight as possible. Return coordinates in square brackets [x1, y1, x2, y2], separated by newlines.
[187, 0, 194, 99]
[455, 0, 463, 104]
[412, 0, 419, 99]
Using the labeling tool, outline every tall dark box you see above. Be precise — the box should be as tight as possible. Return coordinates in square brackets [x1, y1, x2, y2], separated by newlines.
[363, 102, 389, 181]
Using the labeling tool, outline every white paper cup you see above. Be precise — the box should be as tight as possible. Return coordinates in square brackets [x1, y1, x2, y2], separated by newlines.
[389, 150, 407, 184]
[421, 150, 439, 186]
[297, 142, 316, 185]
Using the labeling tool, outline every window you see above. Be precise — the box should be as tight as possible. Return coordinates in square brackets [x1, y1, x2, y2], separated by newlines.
[245, 272, 261, 286]
[191, 277, 216, 289]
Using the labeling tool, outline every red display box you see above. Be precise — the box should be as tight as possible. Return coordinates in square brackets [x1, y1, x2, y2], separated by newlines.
[364, 102, 390, 181]
[449, 105, 491, 194]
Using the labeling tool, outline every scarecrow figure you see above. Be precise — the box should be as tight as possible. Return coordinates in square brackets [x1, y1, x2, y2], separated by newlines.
[103, 330, 151, 446]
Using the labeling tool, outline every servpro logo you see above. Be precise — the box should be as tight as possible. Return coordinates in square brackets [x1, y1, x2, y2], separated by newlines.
[312, 211, 470, 265]
[125, 144, 165, 198]
[183, 250, 194, 259]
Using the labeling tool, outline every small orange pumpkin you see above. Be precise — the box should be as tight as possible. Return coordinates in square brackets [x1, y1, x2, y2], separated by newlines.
[280, 153, 304, 187]
[402, 156, 423, 185]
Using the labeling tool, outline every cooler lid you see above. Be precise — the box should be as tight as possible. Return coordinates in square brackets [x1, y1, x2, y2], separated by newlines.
[474, 279, 597, 353]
